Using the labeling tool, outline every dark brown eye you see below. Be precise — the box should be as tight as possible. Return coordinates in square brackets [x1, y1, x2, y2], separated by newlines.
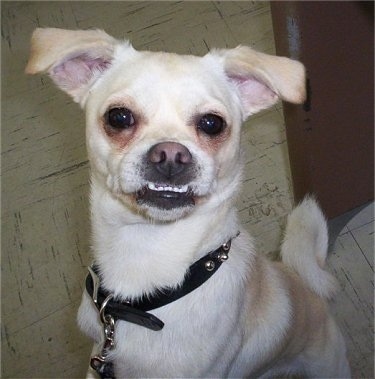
[106, 107, 135, 129]
[197, 114, 226, 136]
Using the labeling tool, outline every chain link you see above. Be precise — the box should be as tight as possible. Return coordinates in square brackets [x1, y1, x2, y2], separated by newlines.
[90, 295, 116, 377]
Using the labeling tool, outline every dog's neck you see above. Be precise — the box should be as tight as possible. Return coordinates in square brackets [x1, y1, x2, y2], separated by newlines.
[89, 176, 240, 300]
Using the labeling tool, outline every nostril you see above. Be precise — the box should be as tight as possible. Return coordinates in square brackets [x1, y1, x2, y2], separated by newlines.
[176, 150, 192, 165]
[148, 146, 167, 164]
[176, 152, 183, 164]
[160, 150, 167, 163]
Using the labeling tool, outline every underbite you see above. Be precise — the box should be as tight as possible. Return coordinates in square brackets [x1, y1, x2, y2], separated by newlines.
[136, 182, 195, 210]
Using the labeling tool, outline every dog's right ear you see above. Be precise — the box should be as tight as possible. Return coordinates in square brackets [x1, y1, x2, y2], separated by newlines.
[25, 28, 125, 105]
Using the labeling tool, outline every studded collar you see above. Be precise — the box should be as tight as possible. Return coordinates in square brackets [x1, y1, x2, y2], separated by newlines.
[85, 234, 238, 331]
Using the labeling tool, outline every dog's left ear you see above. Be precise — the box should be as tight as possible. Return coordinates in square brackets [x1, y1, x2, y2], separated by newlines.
[211, 46, 306, 118]
[25, 28, 123, 105]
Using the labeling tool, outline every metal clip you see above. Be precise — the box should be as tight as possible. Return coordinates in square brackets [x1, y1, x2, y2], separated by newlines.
[99, 294, 114, 324]
[90, 294, 116, 375]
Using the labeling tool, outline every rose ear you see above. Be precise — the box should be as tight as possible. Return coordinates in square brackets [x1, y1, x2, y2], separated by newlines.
[212, 46, 306, 118]
[25, 28, 123, 105]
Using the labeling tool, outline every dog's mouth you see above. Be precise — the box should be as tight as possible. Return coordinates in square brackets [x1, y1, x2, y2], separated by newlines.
[136, 183, 195, 210]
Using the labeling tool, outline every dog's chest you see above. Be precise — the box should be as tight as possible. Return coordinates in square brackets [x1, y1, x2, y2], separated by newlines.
[114, 298, 243, 377]
[80, 269, 247, 377]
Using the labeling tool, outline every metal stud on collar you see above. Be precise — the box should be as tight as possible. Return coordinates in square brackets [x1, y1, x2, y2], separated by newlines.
[222, 241, 231, 251]
[218, 251, 229, 262]
[204, 260, 216, 271]
[218, 239, 231, 262]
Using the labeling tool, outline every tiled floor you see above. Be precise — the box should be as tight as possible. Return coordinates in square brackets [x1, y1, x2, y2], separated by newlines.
[328, 203, 374, 378]
[2, 2, 373, 378]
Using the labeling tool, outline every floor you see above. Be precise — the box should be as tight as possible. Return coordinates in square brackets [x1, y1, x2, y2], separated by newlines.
[1, 2, 373, 378]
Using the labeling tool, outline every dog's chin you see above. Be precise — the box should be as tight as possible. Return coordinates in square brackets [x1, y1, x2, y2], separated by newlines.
[135, 185, 197, 222]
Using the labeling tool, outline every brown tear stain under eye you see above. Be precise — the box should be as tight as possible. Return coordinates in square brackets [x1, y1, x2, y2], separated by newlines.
[102, 120, 139, 150]
[195, 125, 232, 154]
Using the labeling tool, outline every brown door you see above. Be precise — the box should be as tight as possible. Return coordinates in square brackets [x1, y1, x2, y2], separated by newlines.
[271, 1, 374, 219]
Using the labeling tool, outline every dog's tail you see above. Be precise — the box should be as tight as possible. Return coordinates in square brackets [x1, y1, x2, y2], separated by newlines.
[280, 196, 338, 299]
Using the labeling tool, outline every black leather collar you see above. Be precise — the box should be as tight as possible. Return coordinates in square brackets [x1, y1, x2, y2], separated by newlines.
[85, 235, 237, 331]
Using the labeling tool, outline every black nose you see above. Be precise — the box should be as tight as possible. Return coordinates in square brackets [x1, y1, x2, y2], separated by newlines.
[146, 142, 193, 181]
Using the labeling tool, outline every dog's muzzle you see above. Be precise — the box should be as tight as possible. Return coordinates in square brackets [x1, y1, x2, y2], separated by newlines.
[136, 142, 196, 209]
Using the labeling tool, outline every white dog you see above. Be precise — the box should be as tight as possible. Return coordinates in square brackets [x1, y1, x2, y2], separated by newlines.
[26, 28, 350, 378]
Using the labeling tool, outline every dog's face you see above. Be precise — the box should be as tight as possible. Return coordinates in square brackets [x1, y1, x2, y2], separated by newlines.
[26, 28, 306, 222]
[86, 50, 245, 221]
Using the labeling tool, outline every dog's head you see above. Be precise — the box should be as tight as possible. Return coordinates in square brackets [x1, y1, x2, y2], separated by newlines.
[26, 28, 305, 222]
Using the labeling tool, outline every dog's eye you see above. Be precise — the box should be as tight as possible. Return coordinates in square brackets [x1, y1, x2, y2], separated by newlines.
[197, 114, 225, 136]
[106, 107, 135, 129]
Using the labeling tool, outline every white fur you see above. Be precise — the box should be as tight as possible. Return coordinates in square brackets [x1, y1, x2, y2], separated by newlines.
[281, 196, 339, 299]
[26, 28, 350, 378]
